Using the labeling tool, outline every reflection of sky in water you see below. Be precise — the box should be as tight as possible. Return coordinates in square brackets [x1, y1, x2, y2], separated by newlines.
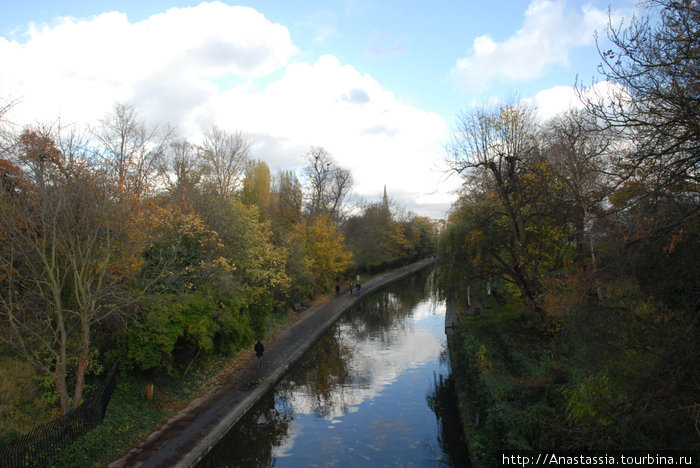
[272, 298, 448, 465]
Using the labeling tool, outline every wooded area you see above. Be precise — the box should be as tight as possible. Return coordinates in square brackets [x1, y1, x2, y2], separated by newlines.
[0, 97, 436, 445]
[436, 0, 698, 458]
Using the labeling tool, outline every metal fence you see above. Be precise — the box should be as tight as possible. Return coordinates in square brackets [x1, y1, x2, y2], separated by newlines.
[0, 357, 120, 468]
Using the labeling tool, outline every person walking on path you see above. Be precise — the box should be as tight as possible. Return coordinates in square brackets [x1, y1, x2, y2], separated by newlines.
[349, 283, 354, 295]
[356, 283, 362, 295]
[335, 284, 341, 296]
[254, 340, 265, 369]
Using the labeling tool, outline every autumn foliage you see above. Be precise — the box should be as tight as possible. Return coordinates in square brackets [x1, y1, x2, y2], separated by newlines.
[0, 99, 436, 427]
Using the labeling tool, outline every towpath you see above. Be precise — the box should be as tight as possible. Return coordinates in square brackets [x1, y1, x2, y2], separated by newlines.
[107, 258, 434, 468]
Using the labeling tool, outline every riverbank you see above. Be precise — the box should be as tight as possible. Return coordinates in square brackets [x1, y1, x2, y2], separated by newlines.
[445, 298, 484, 468]
[445, 286, 700, 465]
[444, 294, 562, 466]
[107, 258, 434, 468]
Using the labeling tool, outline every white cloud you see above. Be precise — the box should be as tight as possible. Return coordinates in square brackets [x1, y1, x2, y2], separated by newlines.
[0, 2, 297, 125]
[531, 85, 581, 121]
[450, 0, 609, 91]
[0, 3, 456, 218]
[207, 55, 455, 215]
[527, 79, 631, 122]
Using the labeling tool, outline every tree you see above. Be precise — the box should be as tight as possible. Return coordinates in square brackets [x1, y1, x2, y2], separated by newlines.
[436, 190, 496, 303]
[294, 214, 353, 293]
[161, 138, 203, 209]
[0, 128, 125, 414]
[541, 109, 615, 299]
[94, 102, 170, 201]
[447, 102, 563, 315]
[199, 126, 250, 198]
[241, 159, 272, 217]
[269, 170, 307, 299]
[542, 109, 611, 256]
[404, 216, 438, 257]
[343, 191, 411, 272]
[583, 0, 700, 189]
[139, 205, 222, 293]
[270, 170, 303, 236]
[0, 98, 19, 160]
[303, 146, 352, 223]
[580, 0, 700, 309]
[203, 196, 290, 301]
[128, 204, 239, 371]
[553, 2, 700, 442]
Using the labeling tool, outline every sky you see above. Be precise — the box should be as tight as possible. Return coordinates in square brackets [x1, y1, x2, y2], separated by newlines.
[0, 0, 638, 219]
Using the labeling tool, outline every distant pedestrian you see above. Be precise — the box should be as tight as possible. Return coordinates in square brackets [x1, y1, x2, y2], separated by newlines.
[335, 284, 341, 296]
[349, 283, 354, 295]
[356, 283, 362, 295]
[254, 340, 264, 369]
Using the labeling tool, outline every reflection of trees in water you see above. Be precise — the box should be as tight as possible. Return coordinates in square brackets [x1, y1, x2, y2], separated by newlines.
[347, 293, 410, 346]
[426, 372, 471, 468]
[197, 390, 294, 468]
[276, 269, 435, 419]
[278, 327, 361, 419]
[439, 343, 451, 367]
[199, 267, 441, 467]
[343, 269, 431, 345]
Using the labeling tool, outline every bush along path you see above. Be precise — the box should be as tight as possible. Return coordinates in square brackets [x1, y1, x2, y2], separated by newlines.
[106, 257, 435, 468]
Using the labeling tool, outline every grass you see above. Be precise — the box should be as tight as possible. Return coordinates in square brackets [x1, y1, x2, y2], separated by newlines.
[51, 379, 170, 468]
[0, 356, 56, 446]
[449, 294, 569, 463]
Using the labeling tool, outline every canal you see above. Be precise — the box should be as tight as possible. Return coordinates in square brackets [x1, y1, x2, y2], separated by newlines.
[198, 269, 469, 467]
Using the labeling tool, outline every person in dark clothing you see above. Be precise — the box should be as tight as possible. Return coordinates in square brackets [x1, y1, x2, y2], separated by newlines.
[335, 284, 341, 296]
[349, 283, 354, 295]
[356, 283, 362, 295]
[254, 340, 264, 369]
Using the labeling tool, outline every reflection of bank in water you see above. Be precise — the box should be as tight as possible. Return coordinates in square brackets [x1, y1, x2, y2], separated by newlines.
[198, 268, 469, 467]
[427, 372, 471, 468]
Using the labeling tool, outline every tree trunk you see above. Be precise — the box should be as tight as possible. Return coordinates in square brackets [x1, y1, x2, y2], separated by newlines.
[55, 355, 70, 415]
[72, 318, 91, 409]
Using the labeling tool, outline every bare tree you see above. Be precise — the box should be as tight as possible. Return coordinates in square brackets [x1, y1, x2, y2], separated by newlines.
[303, 146, 353, 223]
[0, 98, 19, 160]
[581, 0, 700, 188]
[329, 165, 353, 222]
[0, 127, 122, 414]
[161, 138, 202, 207]
[93, 102, 171, 201]
[199, 126, 250, 198]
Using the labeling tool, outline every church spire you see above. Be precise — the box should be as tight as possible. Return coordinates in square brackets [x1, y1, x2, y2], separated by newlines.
[382, 185, 389, 213]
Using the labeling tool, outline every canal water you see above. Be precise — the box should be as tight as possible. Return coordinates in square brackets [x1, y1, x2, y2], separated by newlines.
[198, 270, 469, 467]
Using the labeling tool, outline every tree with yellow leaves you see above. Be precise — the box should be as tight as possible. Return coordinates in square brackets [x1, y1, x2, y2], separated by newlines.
[294, 214, 353, 293]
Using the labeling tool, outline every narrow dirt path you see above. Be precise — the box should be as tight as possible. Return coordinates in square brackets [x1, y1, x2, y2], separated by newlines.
[107, 258, 434, 468]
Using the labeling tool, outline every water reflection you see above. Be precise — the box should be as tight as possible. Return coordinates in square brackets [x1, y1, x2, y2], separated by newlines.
[427, 373, 471, 467]
[199, 270, 468, 467]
